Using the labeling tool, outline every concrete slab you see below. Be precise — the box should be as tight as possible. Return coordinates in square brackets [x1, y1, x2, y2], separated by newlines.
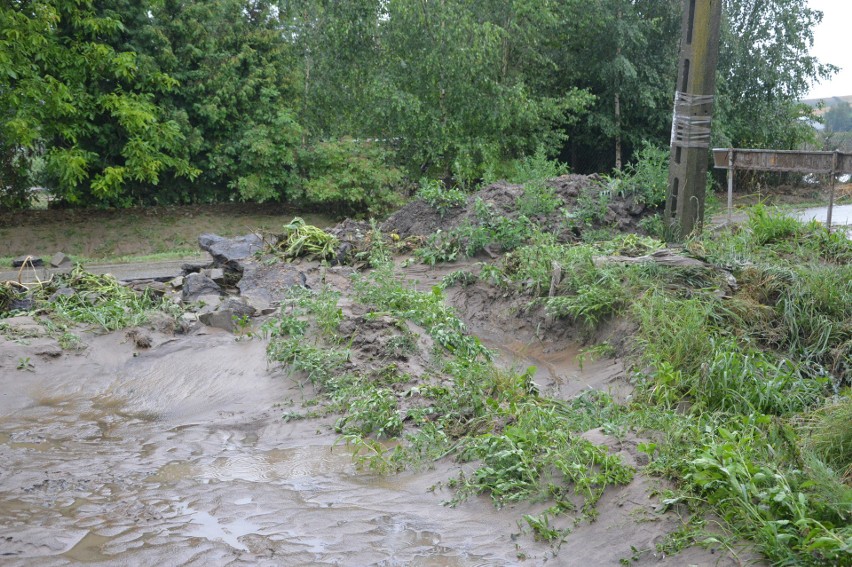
[0, 253, 213, 285]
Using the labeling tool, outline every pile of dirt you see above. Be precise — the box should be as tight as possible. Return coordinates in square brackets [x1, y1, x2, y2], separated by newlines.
[382, 174, 651, 241]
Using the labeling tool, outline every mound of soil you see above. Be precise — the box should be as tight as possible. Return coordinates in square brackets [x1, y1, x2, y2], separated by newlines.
[382, 174, 651, 241]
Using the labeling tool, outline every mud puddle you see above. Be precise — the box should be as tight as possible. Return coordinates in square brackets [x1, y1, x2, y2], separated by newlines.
[0, 329, 554, 566]
[484, 338, 631, 403]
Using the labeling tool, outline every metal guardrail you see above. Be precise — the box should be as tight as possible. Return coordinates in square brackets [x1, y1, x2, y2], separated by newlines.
[712, 149, 852, 226]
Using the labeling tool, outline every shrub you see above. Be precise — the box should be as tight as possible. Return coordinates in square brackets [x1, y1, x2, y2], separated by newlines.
[617, 142, 669, 208]
[298, 138, 403, 215]
[417, 178, 467, 217]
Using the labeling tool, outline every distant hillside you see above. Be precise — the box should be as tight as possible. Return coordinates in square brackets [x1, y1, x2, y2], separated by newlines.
[802, 95, 852, 116]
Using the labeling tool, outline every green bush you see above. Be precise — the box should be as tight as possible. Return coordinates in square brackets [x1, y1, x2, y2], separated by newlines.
[616, 142, 669, 208]
[748, 204, 802, 245]
[298, 138, 403, 215]
[507, 147, 569, 184]
[517, 180, 562, 217]
[417, 178, 467, 217]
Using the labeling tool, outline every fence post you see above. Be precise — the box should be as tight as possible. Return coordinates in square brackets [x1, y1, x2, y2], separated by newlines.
[727, 148, 734, 224]
[827, 151, 837, 230]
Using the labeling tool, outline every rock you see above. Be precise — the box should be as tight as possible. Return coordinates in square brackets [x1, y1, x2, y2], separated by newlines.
[50, 252, 72, 268]
[198, 298, 256, 332]
[7, 297, 35, 312]
[131, 280, 167, 297]
[198, 233, 263, 271]
[125, 328, 152, 349]
[192, 294, 224, 315]
[221, 297, 256, 317]
[181, 273, 222, 303]
[237, 262, 307, 309]
[205, 268, 225, 283]
[181, 261, 210, 274]
[12, 255, 43, 268]
[169, 275, 184, 289]
[48, 288, 76, 303]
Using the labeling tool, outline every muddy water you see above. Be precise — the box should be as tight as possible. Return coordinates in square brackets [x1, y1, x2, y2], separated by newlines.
[487, 339, 631, 403]
[0, 330, 544, 566]
[796, 203, 852, 227]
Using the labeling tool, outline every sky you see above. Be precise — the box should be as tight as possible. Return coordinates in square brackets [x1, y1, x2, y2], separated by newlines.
[805, 0, 852, 100]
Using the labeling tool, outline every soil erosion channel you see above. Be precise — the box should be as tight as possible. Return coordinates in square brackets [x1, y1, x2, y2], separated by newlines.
[1, 178, 748, 565]
[0, 282, 735, 566]
[2, 328, 538, 565]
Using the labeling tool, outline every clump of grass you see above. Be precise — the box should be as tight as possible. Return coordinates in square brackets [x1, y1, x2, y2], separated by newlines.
[517, 179, 562, 217]
[417, 178, 467, 218]
[353, 264, 492, 362]
[545, 270, 626, 329]
[38, 267, 179, 332]
[801, 398, 852, 483]
[748, 204, 801, 245]
[414, 198, 536, 264]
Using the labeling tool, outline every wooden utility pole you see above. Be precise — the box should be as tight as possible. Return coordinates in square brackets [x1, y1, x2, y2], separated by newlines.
[665, 0, 723, 239]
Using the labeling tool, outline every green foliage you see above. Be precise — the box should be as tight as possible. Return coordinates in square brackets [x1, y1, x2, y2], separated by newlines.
[748, 205, 802, 245]
[278, 218, 339, 261]
[506, 147, 570, 184]
[353, 265, 492, 362]
[298, 139, 403, 215]
[564, 186, 612, 228]
[151, 0, 301, 204]
[337, 386, 404, 439]
[824, 100, 852, 133]
[517, 180, 562, 218]
[415, 199, 536, 265]
[614, 142, 669, 208]
[417, 179, 467, 218]
[687, 417, 852, 565]
[454, 401, 634, 511]
[545, 271, 626, 329]
[0, 0, 198, 207]
[35, 267, 179, 332]
[717, 0, 835, 149]
[267, 337, 349, 387]
[801, 398, 852, 482]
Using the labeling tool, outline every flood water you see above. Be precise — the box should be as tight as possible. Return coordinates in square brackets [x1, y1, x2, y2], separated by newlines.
[796, 203, 852, 227]
[0, 329, 544, 566]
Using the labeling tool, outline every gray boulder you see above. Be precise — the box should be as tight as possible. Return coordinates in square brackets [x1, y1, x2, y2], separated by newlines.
[50, 252, 72, 268]
[237, 262, 307, 311]
[181, 273, 222, 303]
[198, 233, 263, 271]
[198, 297, 257, 333]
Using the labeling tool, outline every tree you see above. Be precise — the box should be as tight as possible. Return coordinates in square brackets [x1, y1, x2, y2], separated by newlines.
[376, 0, 591, 183]
[553, 0, 681, 172]
[824, 100, 852, 133]
[0, 0, 197, 208]
[715, 0, 836, 149]
[151, 0, 303, 203]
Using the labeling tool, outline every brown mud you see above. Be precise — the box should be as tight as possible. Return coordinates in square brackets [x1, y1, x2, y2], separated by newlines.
[0, 286, 750, 566]
[0, 203, 333, 262]
[0, 181, 759, 565]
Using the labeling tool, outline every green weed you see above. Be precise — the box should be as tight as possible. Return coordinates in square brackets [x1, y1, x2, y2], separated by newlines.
[41, 268, 180, 332]
[417, 178, 467, 218]
[517, 180, 562, 217]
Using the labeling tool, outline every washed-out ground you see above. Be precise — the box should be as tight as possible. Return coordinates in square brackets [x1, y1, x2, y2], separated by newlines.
[7, 178, 824, 565]
[0, 272, 748, 566]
